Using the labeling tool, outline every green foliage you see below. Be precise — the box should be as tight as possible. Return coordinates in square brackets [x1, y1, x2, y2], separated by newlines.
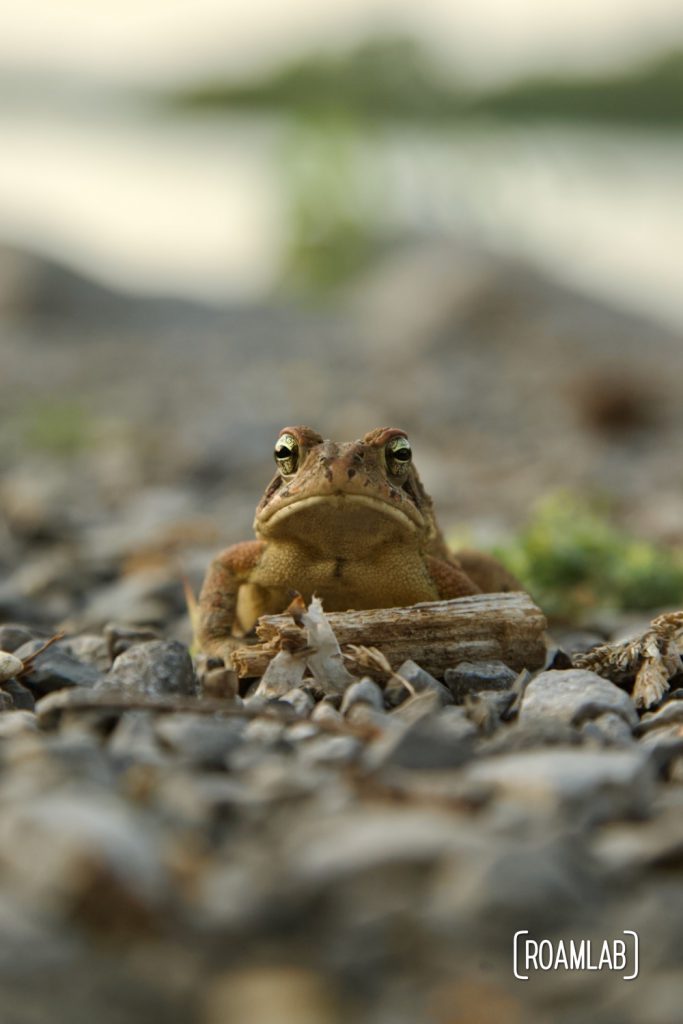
[21, 400, 91, 456]
[165, 37, 683, 125]
[476, 50, 683, 124]
[278, 113, 381, 293]
[494, 494, 683, 621]
[169, 36, 462, 120]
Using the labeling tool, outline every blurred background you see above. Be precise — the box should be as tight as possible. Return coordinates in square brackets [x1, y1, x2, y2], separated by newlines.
[3, 8, 683, 1024]
[2, 0, 683, 628]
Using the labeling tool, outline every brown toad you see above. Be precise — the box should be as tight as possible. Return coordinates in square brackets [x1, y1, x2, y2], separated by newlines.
[197, 426, 519, 661]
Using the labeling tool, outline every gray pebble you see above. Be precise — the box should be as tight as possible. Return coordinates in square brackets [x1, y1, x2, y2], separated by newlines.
[285, 721, 320, 743]
[108, 711, 168, 766]
[103, 640, 197, 698]
[155, 713, 245, 768]
[1, 678, 35, 711]
[59, 634, 111, 672]
[463, 689, 516, 734]
[479, 719, 582, 756]
[0, 691, 15, 712]
[465, 747, 653, 823]
[580, 711, 634, 747]
[519, 669, 637, 729]
[243, 717, 287, 745]
[638, 723, 683, 772]
[393, 660, 453, 706]
[0, 711, 38, 738]
[0, 625, 43, 653]
[297, 734, 362, 767]
[311, 701, 344, 726]
[639, 699, 683, 733]
[340, 678, 384, 715]
[390, 689, 443, 724]
[12, 640, 103, 696]
[279, 687, 315, 717]
[445, 660, 517, 702]
[368, 707, 477, 771]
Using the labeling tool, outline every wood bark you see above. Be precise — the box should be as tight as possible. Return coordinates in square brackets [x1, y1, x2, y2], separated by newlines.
[231, 591, 547, 679]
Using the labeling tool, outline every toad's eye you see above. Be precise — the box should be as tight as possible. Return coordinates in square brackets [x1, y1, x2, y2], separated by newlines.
[385, 435, 412, 476]
[274, 433, 299, 475]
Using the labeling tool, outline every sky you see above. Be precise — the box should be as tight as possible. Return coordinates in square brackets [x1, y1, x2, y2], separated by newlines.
[2, 0, 683, 87]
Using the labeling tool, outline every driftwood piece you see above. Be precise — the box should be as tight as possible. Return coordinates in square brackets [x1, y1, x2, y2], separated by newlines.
[573, 610, 683, 709]
[231, 592, 547, 680]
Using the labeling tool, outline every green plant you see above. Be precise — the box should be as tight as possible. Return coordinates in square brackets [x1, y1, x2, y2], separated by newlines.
[279, 112, 381, 293]
[22, 400, 91, 456]
[493, 493, 683, 621]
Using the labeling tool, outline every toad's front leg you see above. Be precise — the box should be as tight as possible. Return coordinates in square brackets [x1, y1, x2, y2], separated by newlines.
[197, 541, 266, 662]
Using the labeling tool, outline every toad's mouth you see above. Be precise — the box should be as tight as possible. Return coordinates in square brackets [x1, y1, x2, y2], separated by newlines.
[256, 493, 423, 536]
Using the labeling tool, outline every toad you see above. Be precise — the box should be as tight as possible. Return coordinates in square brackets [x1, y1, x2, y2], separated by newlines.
[198, 426, 520, 661]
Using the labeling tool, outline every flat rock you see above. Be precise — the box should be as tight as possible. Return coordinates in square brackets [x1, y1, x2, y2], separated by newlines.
[102, 640, 197, 698]
[0, 788, 169, 921]
[12, 640, 103, 696]
[445, 660, 517, 702]
[519, 669, 638, 729]
[59, 634, 111, 672]
[154, 713, 245, 768]
[465, 747, 654, 822]
[580, 711, 635, 747]
[340, 679, 384, 715]
[392, 660, 453, 706]
[367, 706, 477, 771]
[297, 734, 362, 767]
[639, 700, 683, 733]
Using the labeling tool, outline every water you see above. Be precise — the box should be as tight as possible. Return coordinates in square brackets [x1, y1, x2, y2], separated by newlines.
[1, 100, 682, 328]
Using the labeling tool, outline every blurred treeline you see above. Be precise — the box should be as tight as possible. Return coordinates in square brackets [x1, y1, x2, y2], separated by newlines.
[165, 35, 683, 124]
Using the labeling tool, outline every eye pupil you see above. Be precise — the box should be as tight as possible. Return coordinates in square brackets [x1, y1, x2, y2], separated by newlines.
[392, 447, 410, 461]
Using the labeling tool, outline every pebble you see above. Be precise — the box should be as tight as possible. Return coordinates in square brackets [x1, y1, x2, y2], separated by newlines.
[444, 660, 518, 702]
[1, 678, 36, 711]
[279, 687, 315, 717]
[580, 711, 634, 746]
[390, 688, 443, 724]
[59, 633, 111, 672]
[0, 788, 169, 922]
[465, 747, 654, 822]
[154, 713, 245, 768]
[393, 660, 453, 706]
[11, 640, 103, 695]
[108, 711, 169, 766]
[310, 701, 344, 727]
[0, 650, 24, 682]
[0, 624, 42, 652]
[0, 710, 38, 738]
[368, 707, 477, 771]
[638, 723, 683, 771]
[103, 640, 197, 698]
[340, 678, 384, 714]
[297, 734, 362, 767]
[519, 668, 638, 729]
[0, 691, 15, 712]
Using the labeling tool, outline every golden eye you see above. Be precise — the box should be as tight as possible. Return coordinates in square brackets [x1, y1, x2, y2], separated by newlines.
[274, 433, 299, 475]
[386, 435, 412, 476]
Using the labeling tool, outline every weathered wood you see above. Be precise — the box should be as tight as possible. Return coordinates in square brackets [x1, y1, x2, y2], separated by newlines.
[231, 592, 547, 679]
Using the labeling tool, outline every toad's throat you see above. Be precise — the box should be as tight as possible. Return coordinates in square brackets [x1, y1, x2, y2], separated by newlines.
[257, 493, 422, 537]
